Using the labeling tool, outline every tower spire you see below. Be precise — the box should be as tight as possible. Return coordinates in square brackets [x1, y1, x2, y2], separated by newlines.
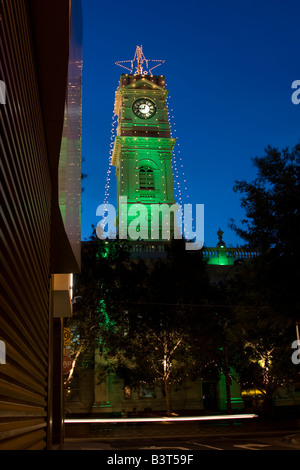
[115, 45, 165, 75]
[217, 227, 226, 247]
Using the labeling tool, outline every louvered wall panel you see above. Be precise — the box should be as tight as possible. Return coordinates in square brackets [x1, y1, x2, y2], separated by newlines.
[0, 0, 51, 450]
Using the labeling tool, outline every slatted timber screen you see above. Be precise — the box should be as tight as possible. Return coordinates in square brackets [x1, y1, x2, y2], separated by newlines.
[0, 0, 51, 449]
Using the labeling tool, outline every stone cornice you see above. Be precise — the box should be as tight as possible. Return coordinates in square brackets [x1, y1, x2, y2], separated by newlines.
[111, 136, 176, 165]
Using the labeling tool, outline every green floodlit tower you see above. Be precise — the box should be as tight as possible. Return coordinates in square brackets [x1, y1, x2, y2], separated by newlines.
[111, 46, 177, 241]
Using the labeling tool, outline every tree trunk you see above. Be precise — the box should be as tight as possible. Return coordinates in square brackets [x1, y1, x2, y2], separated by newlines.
[164, 379, 172, 416]
[224, 346, 232, 414]
[225, 373, 232, 414]
[64, 343, 83, 386]
[262, 384, 275, 417]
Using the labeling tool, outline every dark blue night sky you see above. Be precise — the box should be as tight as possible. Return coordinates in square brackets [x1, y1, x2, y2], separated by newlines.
[80, 0, 299, 247]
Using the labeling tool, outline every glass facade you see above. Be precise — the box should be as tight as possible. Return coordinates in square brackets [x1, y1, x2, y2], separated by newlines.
[58, 0, 83, 269]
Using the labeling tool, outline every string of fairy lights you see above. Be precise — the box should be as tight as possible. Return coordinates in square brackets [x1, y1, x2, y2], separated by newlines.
[165, 87, 190, 207]
[103, 107, 118, 207]
[134, 354, 294, 390]
[165, 87, 193, 239]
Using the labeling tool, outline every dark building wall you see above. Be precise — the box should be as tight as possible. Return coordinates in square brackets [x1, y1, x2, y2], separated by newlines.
[0, 0, 82, 450]
[0, 0, 51, 449]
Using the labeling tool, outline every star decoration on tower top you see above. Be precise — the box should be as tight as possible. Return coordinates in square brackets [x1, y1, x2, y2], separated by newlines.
[115, 45, 165, 76]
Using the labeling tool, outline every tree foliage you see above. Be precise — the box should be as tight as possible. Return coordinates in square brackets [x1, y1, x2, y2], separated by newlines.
[69, 238, 217, 414]
[230, 142, 300, 322]
[226, 142, 300, 408]
[97, 241, 217, 414]
[65, 236, 133, 385]
[230, 143, 300, 254]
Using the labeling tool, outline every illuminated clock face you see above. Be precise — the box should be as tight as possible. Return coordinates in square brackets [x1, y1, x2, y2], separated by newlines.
[132, 98, 156, 119]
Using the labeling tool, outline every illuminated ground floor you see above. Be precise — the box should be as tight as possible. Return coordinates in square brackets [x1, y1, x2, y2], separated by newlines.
[65, 353, 299, 417]
[65, 351, 245, 416]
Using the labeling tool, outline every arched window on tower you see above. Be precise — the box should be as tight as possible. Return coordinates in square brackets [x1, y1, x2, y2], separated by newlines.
[139, 166, 154, 190]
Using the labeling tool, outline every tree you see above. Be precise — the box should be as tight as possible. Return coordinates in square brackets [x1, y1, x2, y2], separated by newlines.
[210, 266, 299, 414]
[69, 237, 218, 415]
[227, 143, 300, 410]
[65, 235, 133, 387]
[97, 241, 216, 415]
[230, 143, 300, 253]
[230, 142, 300, 323]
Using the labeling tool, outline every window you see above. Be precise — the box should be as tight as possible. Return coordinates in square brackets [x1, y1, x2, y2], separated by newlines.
[139, 384, 154, 398]
[139, 167, 154, 189]
[124, 386, 131, 399]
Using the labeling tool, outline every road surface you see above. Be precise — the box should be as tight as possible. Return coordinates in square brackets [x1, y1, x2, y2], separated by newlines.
[63, 432, 300, 451]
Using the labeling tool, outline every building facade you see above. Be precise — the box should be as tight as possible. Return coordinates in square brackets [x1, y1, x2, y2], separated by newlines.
[65, 49, 248, 417]
[66, 47, 298, 423]
[67, 233, 250, 417]
[0, 0, 82, 449]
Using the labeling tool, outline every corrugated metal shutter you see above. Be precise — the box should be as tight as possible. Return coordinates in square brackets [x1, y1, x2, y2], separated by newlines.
[0, 0, 51, 450]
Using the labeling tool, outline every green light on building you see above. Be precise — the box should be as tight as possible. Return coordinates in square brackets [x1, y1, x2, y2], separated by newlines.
[111, 71, 176, 241]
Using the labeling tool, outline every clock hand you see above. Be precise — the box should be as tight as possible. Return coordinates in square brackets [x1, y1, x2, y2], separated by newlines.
[140, 104, 150, 113]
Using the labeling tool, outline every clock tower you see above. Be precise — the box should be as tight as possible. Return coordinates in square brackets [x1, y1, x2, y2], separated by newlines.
[111, 46, 177, 241]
